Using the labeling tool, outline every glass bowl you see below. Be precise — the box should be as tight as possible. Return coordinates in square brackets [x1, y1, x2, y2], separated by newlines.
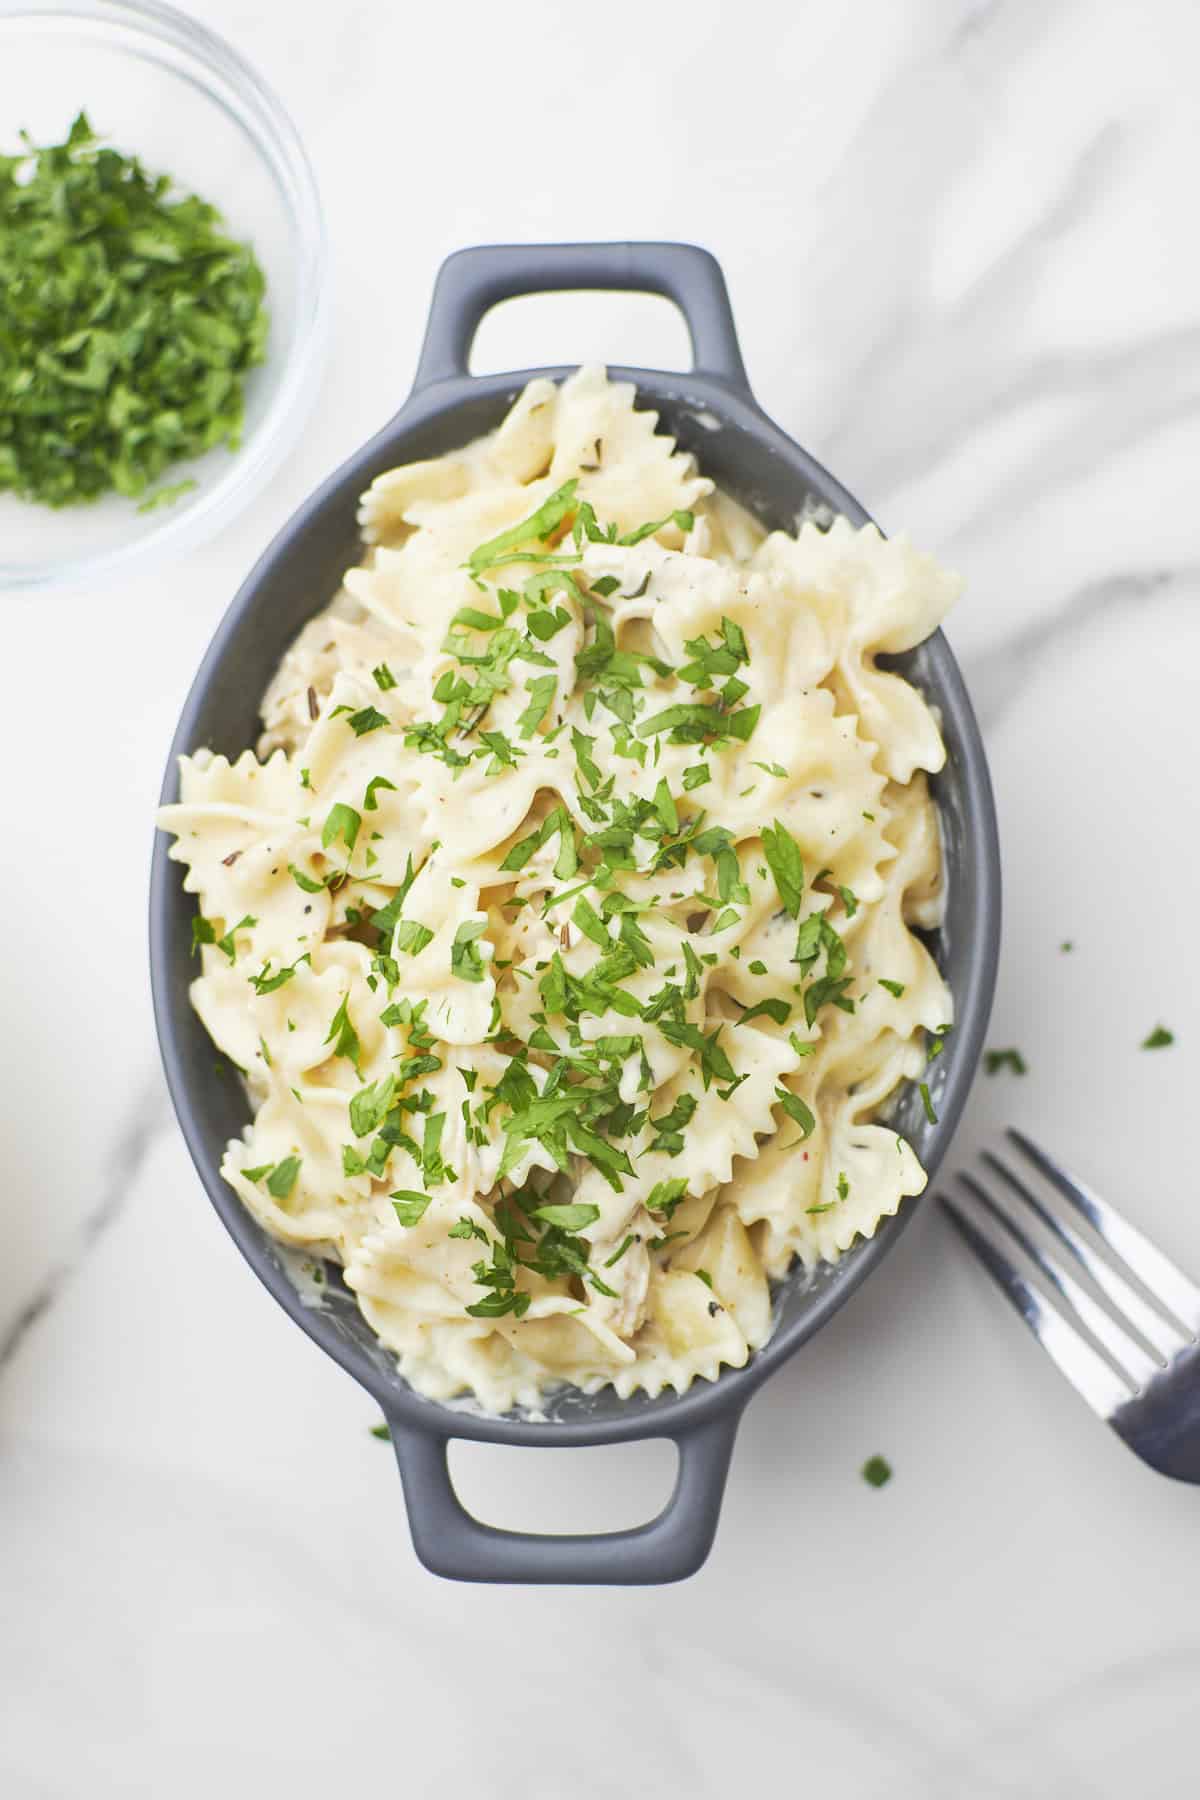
[0, 0, 329, 591]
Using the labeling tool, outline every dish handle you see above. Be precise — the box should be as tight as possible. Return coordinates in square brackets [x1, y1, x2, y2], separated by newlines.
[383, 1407, 742, 1585]
[411, 241, 750, 394]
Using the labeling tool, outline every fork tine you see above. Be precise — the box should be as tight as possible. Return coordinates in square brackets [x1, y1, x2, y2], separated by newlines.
[959, 1171, 1160, 1388]
[980, 1151, 1188, 1363]
[940, 1192, 1134, 1419]
[1007, 1129, 1200, 1335]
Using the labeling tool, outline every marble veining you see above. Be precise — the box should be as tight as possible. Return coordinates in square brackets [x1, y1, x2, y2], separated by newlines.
[0, 1075, 169, 1375]
[3, 1, 1200, 1793]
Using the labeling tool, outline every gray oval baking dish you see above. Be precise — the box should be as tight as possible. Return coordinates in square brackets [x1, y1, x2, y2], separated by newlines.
[150, 242, 1001, 1585]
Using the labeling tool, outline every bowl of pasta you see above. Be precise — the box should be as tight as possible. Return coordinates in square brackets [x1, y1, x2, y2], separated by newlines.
[151, 242, 1000, 1584]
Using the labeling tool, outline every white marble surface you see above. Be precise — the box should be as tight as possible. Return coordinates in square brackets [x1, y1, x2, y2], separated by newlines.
[4, 0, 1200, 1791]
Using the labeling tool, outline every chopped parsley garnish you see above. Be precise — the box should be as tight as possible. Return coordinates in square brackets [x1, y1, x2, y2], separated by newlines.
[658, 1019, 736, 1089]
[322, 802, 361, 857]
[349, 1075, 397, 1137]
[0, 113, 267, 510]
[861, 1455, 892, 1489]
[344, 705, 388, 737]
[919, 1082, 937, 1125]
[265, 1155, 301, 1200]
[363, 775, 397, 812]
[449, 1216, 490, 1243]
[249, 953, 308, 996]
[676, 617, 748, 687]
[516, 674, 557, 738]
[450, 918, 488, 983]
[774, 1086, 815, 1138]
[646, 1178, 689, 1219]
[372, 663, 397, 691]
[793, 912, 855, 1027]
[324, 994, 361, 1071]
[466, 479, 578, 575]
[393, 919, 435, 956]
[739, 997, 791, 1026]
[532, 1201, 600, 1231]
[210, 915, 255, 962]
[762, 819, 805, 917]
[619, 508, 694, 545]
[638, 701, 759, 744]
[391, 1191, 431, 1226]
[1142, 1025, 1174, 1049]
[603, 1234, 637, 1268]
[648, 1093, 698, 1156]
[500, 803, 577, 878]
[878, 979, 905, 998]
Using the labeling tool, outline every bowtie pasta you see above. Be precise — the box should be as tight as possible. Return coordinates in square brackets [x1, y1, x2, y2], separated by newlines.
[159, 365, 958, 1414]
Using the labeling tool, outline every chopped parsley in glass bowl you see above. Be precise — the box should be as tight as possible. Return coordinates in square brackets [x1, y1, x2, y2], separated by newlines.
[0, 0, 328, 591]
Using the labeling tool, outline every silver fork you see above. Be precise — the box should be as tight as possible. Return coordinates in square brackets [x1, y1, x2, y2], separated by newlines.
[939, 1128, 1200, 1481]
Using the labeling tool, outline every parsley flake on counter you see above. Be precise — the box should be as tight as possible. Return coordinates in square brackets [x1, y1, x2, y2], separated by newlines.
[1142, 1025, 1174, 1049]
[984, 1048, 1028, 1075]
[0, 113, 267, 510]
[861, 1455, 892, 1489]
